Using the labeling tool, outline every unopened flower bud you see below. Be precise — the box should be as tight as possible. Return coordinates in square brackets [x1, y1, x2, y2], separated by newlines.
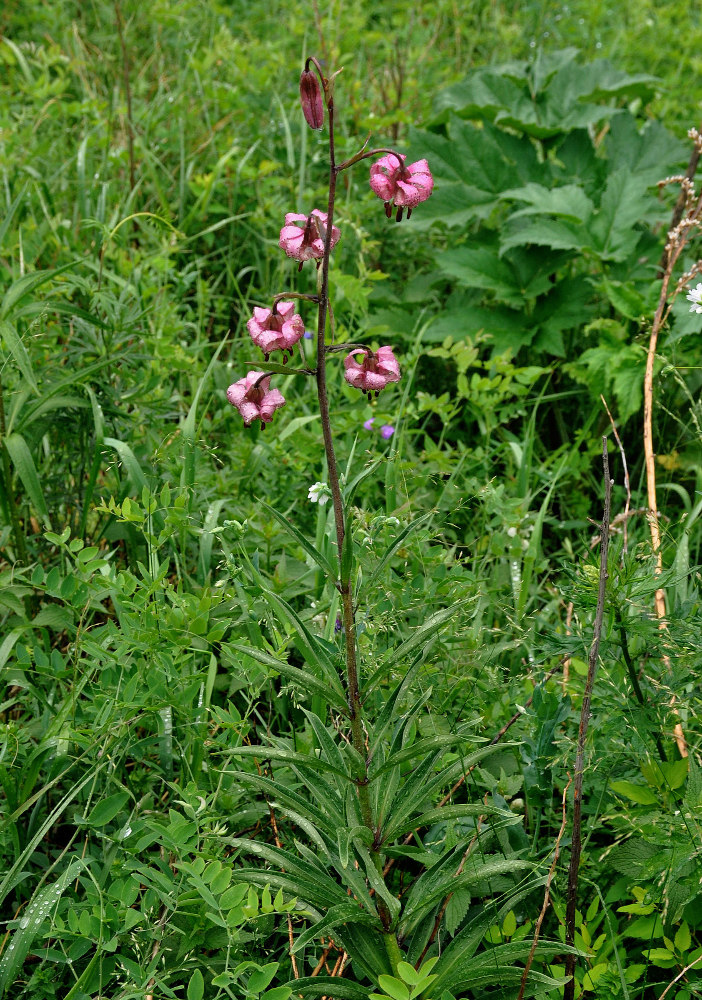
[300, 70, 324, 130]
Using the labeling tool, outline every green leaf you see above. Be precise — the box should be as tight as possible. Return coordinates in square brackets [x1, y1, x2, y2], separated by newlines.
[4, 433, 51, 528]
[103, 437, 149, 494]
[86, 792, 130, 827]
[187, 969, 204, 1000]
[0, 320, 39, 394]
[610, 780, 658, 806]
[281, 978, 370, 1000]
[0, 259, 81, 320]
[226, 641, 347, 714]
[675, 922, 691, 953]
[248, 963, 278, 994]
[588, 168, 652, 261]
[502, 182, 594, 223]
[292, 901, 379, 954]
[435, 247, 526, 306]
[258, 500, 336, 579]
[238, 359, 311, 376]
[404, 120, 538, 230]
[372, 603, 466, 682]
[377, 976, 409, 1000]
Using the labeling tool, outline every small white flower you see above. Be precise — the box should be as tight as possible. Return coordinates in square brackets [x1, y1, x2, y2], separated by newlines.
[308, 481, 331, 505]
[507, 526, 518, 538]
[686, 282, 702, 313]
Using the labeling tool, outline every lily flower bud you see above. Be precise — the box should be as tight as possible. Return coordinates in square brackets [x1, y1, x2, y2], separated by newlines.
[300, 70, 324, 130]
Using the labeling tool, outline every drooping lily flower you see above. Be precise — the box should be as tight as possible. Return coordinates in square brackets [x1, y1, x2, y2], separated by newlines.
[227, 371, 286, 427]
[344, 346, 401, 397]
[247, 301, 304, 360]
[279, 210, 341, 265]
[369, 153, 434, 221]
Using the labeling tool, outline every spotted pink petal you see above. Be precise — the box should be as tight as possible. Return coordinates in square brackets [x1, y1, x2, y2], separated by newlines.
[343, 347, 401, 394]
[227, 371, 286, 426]
[369, 154, 434, 216]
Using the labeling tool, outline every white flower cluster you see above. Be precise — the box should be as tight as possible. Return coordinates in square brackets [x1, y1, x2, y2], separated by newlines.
[307, 481, 331, 505]
[686, 282, 702, 313]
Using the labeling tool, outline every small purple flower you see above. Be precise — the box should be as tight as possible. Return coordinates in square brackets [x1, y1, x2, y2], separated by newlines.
[381, 424, 395, 439]
[363, 418, 375, 431]
[304, 330, 314, 339]
[334, 616, 343, 633]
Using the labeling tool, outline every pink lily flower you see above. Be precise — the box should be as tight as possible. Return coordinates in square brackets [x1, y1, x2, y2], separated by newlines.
[247, 301, 304, 361]
[369, 153, 434, 221]
[279, 210, 341, 266]
[227, 371, 286, 427]
[344, 346, 401, 398]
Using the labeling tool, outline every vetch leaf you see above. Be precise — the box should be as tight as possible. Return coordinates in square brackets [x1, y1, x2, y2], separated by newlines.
[187, 969, 204, 1000]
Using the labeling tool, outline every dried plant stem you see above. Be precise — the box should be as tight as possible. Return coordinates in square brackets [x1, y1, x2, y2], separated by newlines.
[517, 776, 571, 1000]
[643, 177, 702, 758]
[657, 951, 702, 999]
[114, 1, 136, 194]
[563, 439, 612, 1000]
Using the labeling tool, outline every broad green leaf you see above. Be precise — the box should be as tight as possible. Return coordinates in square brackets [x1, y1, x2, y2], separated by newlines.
[588, 168, 652, 261]
[435, 248, 526, 306]
[86, 791, 130, 827]
[502, 183, 594, 224]
[499, 216, 590, 255]
[4, 433, 51, 528]
[248, 963, 278, 993]
[404, 120, 538, 230]
[610, 780, 658, 806]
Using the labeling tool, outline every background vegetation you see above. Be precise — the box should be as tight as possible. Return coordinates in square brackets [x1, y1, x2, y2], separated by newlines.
[1, 1, 701, 998]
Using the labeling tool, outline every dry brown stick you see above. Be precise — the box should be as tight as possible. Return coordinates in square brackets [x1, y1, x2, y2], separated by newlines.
[563, 439, 612, 1000]
[517, 775, 572, 1000]
[311, 939, 336, 977]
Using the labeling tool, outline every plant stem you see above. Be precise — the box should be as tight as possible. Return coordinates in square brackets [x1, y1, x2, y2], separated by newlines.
[563, 438, 611, 1000]
[313, 72, 373, 826]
